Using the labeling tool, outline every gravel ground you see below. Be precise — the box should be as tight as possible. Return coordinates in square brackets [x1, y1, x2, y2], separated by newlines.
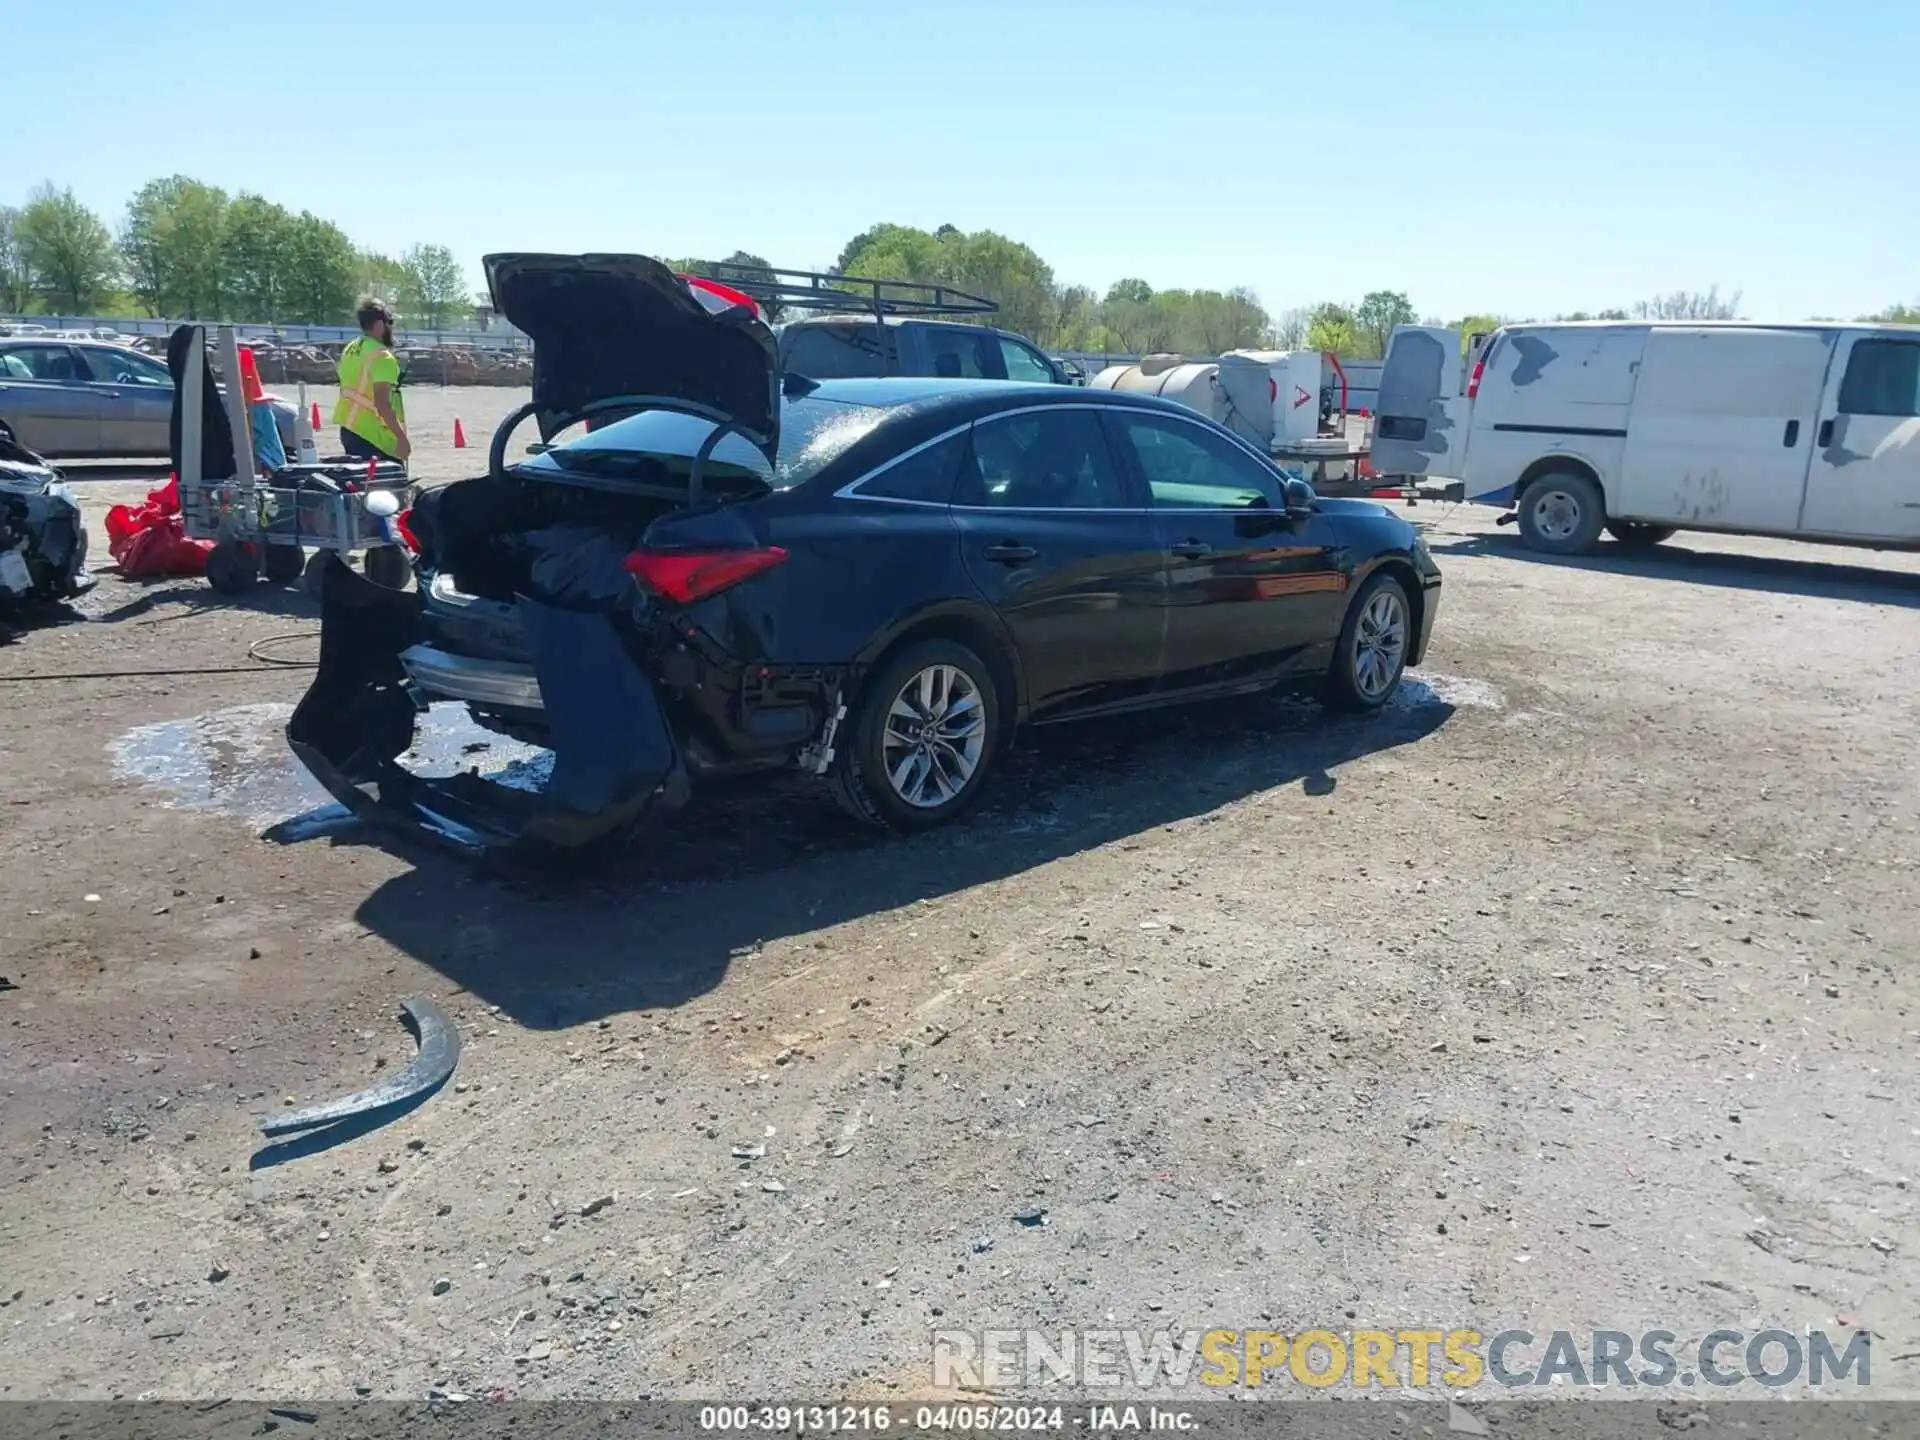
[2, 385, 1917, 1402]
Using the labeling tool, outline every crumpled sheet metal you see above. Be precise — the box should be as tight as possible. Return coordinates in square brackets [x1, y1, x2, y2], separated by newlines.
[258, 996, 459, 1137]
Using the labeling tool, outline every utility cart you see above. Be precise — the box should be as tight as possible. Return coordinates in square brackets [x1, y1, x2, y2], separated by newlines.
[173, 323, 415, 595]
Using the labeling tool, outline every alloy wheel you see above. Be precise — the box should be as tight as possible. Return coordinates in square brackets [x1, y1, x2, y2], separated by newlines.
[1353, 588, 1407, 701]
[881, 663, 987, 809]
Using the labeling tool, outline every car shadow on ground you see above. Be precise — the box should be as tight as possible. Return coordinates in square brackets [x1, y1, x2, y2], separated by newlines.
[346, 685, 1459, 1030]
[1431, 531, 1920, 608]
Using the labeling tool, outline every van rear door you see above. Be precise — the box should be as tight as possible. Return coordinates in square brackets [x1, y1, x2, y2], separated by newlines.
[1371, 325, 1467, 478]
[1614, 327, 1831, 532]
[1798, 330, 1920, 541]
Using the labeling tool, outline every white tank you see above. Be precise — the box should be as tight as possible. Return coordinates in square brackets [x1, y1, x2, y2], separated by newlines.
[1088, 359, 1226, 428]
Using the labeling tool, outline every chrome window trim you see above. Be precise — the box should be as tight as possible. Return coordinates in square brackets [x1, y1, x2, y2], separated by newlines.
[830, 399, 1310, 516]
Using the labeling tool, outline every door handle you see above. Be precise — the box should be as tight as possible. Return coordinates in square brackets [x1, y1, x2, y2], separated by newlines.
[1171, 540, 1213, 558]
[1783, 419, 1800, 447]
[981, 541, 1036, 564]
[1818, 418, 1835, 448]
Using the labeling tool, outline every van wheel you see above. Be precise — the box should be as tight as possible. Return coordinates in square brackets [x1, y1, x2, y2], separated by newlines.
[1517, 471, 1606, 555]
[1606, 521, 1675, 548]
[829, 639, 1001, 831]
[1324, 571, 1412, 713]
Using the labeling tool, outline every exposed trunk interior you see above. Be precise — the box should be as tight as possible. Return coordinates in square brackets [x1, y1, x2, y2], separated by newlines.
[411, 470, 686, 605]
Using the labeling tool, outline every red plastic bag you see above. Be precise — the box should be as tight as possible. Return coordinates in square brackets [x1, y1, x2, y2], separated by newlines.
[114, 517, 211, 578]
[108, 474, 210, 578]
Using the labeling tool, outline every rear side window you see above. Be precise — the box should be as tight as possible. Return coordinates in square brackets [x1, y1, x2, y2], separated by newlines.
[854, 431, 969, 504]
[1838, 339, 1920, 418]
[924, 328, 1000, 380]
[957, 410, 1130, 509]
[4, 345, 80, 381]
[783, 324, 886, 380]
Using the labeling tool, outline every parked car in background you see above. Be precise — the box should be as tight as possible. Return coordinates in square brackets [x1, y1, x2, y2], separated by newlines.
[777, 313, 1075, 386]
[290, 252, 1442, 855]
[1372, 319, 1920, 554]
[0, 338, 175, 457]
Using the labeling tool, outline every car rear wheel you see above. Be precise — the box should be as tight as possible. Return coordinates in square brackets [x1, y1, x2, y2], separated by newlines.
[829, 639, 1000, 830]
[1324, 571, 1412, 713]
[1517, 470, 1606, 554]
[1606, 520, 1675, 548]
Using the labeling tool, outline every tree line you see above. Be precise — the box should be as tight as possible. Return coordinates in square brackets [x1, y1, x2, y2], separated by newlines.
[4, 184, 1916, 353]
[0, 180, 472, 328]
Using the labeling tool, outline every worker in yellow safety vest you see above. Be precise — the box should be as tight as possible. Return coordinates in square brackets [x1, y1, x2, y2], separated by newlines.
[332, 297, 412, 464]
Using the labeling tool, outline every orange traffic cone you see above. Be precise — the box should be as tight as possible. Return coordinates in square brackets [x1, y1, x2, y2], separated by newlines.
[311, 401, 323, 432]
[453, 418, 467, 449]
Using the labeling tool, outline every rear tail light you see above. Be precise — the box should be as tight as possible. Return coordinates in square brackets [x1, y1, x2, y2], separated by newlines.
[1466, 355, 1488, 400]
[393, 507, 419, 553]
[624, 546, 787, 604]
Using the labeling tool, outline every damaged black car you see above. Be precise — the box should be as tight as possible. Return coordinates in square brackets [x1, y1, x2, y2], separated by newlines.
[0, 433, 92, 608]
[289, 252, 1443, 854]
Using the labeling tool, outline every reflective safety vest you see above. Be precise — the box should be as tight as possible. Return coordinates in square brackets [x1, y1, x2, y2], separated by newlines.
[331, 335, 406, 455]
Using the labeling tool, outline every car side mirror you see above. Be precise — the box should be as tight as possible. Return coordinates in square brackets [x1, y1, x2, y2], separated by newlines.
[1283, 477, 1316, 518]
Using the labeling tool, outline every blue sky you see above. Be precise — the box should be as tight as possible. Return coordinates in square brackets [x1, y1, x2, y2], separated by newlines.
[6, 0, 1915, 322]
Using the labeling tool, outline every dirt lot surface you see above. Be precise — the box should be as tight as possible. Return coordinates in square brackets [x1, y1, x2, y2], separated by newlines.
[2, 385, 1917, 1402]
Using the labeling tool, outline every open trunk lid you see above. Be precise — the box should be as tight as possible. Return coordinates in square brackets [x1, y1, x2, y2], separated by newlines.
[484, 252, 780, 456]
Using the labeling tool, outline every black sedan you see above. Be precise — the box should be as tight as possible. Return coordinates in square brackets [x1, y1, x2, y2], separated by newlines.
[290, 254, 1442, 853]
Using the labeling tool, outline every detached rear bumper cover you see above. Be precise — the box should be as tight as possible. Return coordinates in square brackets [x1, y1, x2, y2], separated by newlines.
[286, 555, 686, 853]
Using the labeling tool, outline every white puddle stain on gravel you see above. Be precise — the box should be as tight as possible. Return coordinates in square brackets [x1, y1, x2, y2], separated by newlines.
[109, 671, 1504, 836]
[109, 701, 550, 833]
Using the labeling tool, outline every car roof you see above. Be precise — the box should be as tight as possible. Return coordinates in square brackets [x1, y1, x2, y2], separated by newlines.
[799, 377, 1198, 417]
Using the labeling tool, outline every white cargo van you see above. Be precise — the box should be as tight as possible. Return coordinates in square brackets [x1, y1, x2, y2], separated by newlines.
[1372, 321, 1920, 554]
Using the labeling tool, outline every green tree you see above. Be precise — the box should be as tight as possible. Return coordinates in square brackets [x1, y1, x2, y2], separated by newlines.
[356, 250, 409, 308]
[1304, 301, 1358, 355]
[120, 175, 229, 318]
[0, 207, 31, 314]
[1450, 313, 1506, 354]
[832, 223, 1058, 342]
[1272, 305, 1311, 350]
[397, 243, 468, 328]
[16, 183, 119, 312]
[1355, 289, 1417, 358]
[281, 212, 358, 324]
[220, 194, 296, 322]
[1098, 278, 1164, 352]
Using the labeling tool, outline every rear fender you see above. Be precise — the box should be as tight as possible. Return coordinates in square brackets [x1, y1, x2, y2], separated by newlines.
[852, 598, 1027, 721]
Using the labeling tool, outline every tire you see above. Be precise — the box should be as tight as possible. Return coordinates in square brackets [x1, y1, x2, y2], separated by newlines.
[1516, 470, 1607, 555]
[1606, 520, 1675, 548]
[363, 543, 412, 589]
[1324, 571, 1413, 713]
[205, 538, 259, 596]
[262, 543, 305, 584]
[828, 638, 1001, 831]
